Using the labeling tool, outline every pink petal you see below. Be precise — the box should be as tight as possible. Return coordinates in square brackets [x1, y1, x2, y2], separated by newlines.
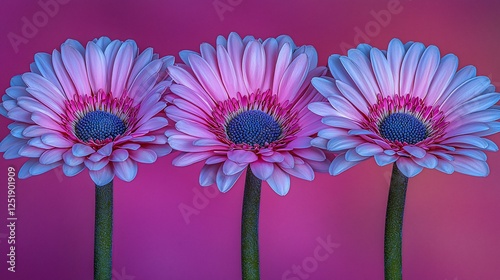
[33, 53, 63, 92]
[85, 41, 107, 93]
[72, 143, 95, 157]
[22, 73, 65, 113]
[261, 152, 285, 163]
[242, 41, 266, 94]
[308, 101, 336, 117]
[451, 155, 489, 177]
[250, 161, 274, 180]
[399, 42, 425, 96]
[129, 148, 157, 164]
[29, 162, 60, 176]
[370, 47, 394, 97]
[223, 160, 247, 176]
[175, 120, 214, 139]
[227, 150, 258, 163]
[89, 165, 114, 186]
[261, 38, 279, 90]
[168, 135, 219, 152]
[216, 44, 240, 97]
[412, 153, 438, 169]
[226, 33, 246, 94]
[31, 112, 64, 132]
[426, 54, 458, 105]
[51, 50, 77, 99]
[110, 149, 129, 162]
[200, 43, 218, 77]
[63, 150, 84, 166]
[329, 153, 361, 175]
[266, 167, 290, 196]
[396, 157, 423, 177]
[335, 81, 369, 114]
[63, 163, 85, 176]
[435, 159, 454, 174]
[84, 158, 109, 171]
[199, 164, 220, 186]
[173, 152, 213, 166]
[110, 41, 135, 97]
[97, 142, 113, 156]
[293, 148, 326, 161]
[216, 165, 243, 192]
[39, 148, 65, 164]
[339, 56, 378, 104]
[286, 137, 313, 149]
[128, 48, 154, 85]
[61, 43, 91, 96]
[278, 53, 308, 102]
[283, 162, 314, 181]
[189, 53, 228, 102]
[387, 38, 405, 95]
[113, 158, 138, 182]
[272, 42, 292, 95]
[412, 45, 440, 99]
[402, 146, 426, 158]
[41, 133, 73, 148]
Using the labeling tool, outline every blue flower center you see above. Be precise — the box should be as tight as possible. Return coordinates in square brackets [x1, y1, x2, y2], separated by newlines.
[378, 112, 428, 144]
[75, 110, 126, 142]
[226, 110, 282, 146]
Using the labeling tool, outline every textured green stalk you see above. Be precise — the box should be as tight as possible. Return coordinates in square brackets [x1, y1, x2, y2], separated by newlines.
[384, 164, 409, 280]
[94, 181, 113, 280]
[241, 167, 262, 280]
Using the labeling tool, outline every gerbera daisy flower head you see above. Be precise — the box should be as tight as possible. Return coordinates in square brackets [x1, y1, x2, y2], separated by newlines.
[165, 32, 330, 195]
[0, 36, 174, 186]
[309, 38, 500, 177]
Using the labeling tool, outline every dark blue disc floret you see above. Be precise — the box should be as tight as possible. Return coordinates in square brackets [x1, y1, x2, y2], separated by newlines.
[226, 110, 282, 147]
[75, 110, 127, 142]
[379, 112, 428, 145]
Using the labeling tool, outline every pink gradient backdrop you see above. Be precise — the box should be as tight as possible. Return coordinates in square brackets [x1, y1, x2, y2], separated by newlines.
[1, 0, 500, 279]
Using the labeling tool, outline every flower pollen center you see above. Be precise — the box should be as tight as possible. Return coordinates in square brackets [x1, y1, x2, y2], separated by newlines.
[379, 112, 428, 145]
[75, 110, 127, 142]
[226, 110, 282, 147]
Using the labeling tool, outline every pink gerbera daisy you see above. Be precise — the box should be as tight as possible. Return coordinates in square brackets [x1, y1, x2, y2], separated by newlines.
[165, 32, 330, 195]
[309, 38, 500, 279]
[0, 36, 174, 186]
[309, 38, 500, 177]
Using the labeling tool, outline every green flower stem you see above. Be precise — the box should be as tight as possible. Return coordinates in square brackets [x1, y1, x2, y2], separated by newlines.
[241, 167, 262, 280]
[94, 181, 113, 280]
[384, 164, 409, 280]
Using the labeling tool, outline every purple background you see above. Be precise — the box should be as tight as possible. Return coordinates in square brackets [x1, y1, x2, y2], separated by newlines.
[1, 0, 500, 279]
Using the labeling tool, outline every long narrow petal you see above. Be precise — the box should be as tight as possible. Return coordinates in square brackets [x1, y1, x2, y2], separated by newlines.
[266, 167, 290, 196]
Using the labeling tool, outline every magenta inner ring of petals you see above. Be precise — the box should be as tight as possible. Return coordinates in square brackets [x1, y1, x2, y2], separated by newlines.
[363, 94, 448, 147]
